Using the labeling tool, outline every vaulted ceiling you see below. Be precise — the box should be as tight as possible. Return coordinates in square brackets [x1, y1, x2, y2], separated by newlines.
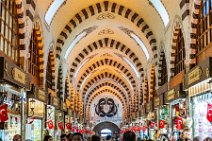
[36, 0, 181, 122]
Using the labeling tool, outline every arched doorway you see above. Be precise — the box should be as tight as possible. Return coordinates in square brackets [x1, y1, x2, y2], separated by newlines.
[93, 122, 120, 137]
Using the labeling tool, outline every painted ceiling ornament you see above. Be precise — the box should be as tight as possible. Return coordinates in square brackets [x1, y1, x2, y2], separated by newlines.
[95, 97, 118, 117]
[97, 13, 115, 20]
[98, 28, 114, 35]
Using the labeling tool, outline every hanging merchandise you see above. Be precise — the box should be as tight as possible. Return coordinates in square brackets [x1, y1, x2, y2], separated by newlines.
[0, 104, 8, 122]
[47, 119, 54, 129]
[150, 121, 155, 128]
[159, 120, 165, 129]
[58, 121, 63, 130]
[206, 103, 212, 122]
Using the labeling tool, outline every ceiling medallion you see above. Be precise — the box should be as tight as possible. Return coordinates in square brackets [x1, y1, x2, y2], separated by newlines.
[98, 28, 114, 35]
[97, 13, 115, 20]
[95, 98, 118, 117]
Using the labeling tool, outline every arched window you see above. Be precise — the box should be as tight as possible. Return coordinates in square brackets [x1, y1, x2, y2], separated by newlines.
[46, 54, 53, 89]
[0, 0, 19, 62]
[197, 0, 212, 52]
[174, 29, 185, 75]
[160, 52, 168, 85]
[28, 29, 39, 78]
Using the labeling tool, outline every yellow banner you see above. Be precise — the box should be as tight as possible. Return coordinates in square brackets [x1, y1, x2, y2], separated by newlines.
[12, 68, 26, 84]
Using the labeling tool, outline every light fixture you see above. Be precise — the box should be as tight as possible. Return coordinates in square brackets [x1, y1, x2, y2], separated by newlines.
[30, 99, 35, 116]
[47, 105, 52, 117]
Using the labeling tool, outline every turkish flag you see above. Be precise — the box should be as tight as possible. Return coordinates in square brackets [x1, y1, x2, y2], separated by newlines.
[176, 117, 183, 129]
[47, 119, 54, 129]
[58, 121, 63, 130]
[206, 104, 212, 122]
[0, 104, 8, 122]
[159, 119, 165, 129]
[150, 121, 155, 128]
[66, 123, 71, 129]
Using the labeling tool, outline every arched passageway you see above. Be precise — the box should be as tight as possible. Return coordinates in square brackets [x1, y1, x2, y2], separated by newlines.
[93, 122, 120, 137]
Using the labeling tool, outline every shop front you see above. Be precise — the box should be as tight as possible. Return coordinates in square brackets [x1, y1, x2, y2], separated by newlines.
[26, 85, 46, 141]
[65, 99, 72, 134]
[0, 56, 30, 140]
[165, 87, 187, 140]
[184, 58, 212, 140]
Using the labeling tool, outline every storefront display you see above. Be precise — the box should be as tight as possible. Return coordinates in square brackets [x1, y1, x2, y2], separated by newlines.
[192, 93, 212, 140]
[47, 105, 56, 140]
[159, 106, 169, 135]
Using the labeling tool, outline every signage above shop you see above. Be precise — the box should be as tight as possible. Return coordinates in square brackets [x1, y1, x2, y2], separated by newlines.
[184, 57, 212, 89]
[187, 67, 201, 85]
[52, 97, 60, 108]
[0, 57, 30, 89]
[154, 97, 160, 108]
[28, 85, 46, 103]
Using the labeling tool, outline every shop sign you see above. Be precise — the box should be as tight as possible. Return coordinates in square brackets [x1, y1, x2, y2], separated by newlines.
[52, 97, 60, 108]
[188, 67, 201, 85]
[37, 89, 46, 102]
[166, 89, 175, 102]
[12, 68, 26, 84]
[0, 57, 30, 89]
[154, 97, 160, 108]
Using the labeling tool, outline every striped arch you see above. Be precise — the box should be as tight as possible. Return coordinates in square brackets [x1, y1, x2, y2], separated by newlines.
[143, 77, 148, 105]
[86, 89, 126, 109]
[57, 65, 63, 97]
[33, 21, 44, 87]
[180, 0, 190, 20]
[158, 48, 167, 86]
[149, 65, 156, 102]
[190, 0, 201, 68]
[134, 90, 139, 112]
[82, 72, 131, 98]
[169, 22, 184, 77]
[139, 80, 143, 106]
[47, 50, 56, 90]
[56, 1, 157, 59]
[84, 81, 128, 102]
[15, 0, 25, 49]
[77, 58, 136, 89]
[70, 38, 144, 79]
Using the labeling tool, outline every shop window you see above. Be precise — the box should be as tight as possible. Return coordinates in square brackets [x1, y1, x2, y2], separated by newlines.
[160, 52, 168, 85]
[46, 54, 53, 90]
[174, 29, 185, 75]
[28, 29, 39, 78]
[0, 0, 19, 62]
[197, 0, 212, 52]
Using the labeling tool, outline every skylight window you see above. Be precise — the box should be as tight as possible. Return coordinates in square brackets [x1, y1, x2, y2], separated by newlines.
[123, 57, 140, 78]
[130, 33, 150, 60]
[150, 0, 169, 27]
[64, 31, 87, 59]
[45, 0, 65, 25]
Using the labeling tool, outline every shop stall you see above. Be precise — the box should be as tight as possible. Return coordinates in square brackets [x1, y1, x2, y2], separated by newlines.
[26, 85, 46, 141]
[184, 58, 212, 140]
[0, 56, 30, 140]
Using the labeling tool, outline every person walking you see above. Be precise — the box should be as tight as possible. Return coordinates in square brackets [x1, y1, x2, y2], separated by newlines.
[43, 135, 53, 141]
[122, 131, 136, 141]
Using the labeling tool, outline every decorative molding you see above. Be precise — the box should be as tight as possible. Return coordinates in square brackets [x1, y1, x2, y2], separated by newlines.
[97, 13, 115, 20]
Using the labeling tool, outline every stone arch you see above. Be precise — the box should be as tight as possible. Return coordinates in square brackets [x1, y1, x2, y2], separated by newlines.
[190, 0, 201, 68]
[170, 20, 185, 77]
[56, 1, 157, 59]
[77, 58, 136, 89]
[69, 38, 144, 80]
[93, 121, 120, 134]
[82, 72, 131, 98]
[158, 46, 168, 86]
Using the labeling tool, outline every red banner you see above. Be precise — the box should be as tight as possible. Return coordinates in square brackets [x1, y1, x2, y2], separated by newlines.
[176, 117, 183, 129]
[47, 119, 54, 129]
[207, 103, 212, 122]
[159, 119, 165, 129]
[58, 121, 63, 130]
[0, 104, 8, 122]
[66, 123, 71, 129]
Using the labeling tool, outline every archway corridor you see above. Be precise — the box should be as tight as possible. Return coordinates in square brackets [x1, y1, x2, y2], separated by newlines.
[0, 0, 212, 141]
